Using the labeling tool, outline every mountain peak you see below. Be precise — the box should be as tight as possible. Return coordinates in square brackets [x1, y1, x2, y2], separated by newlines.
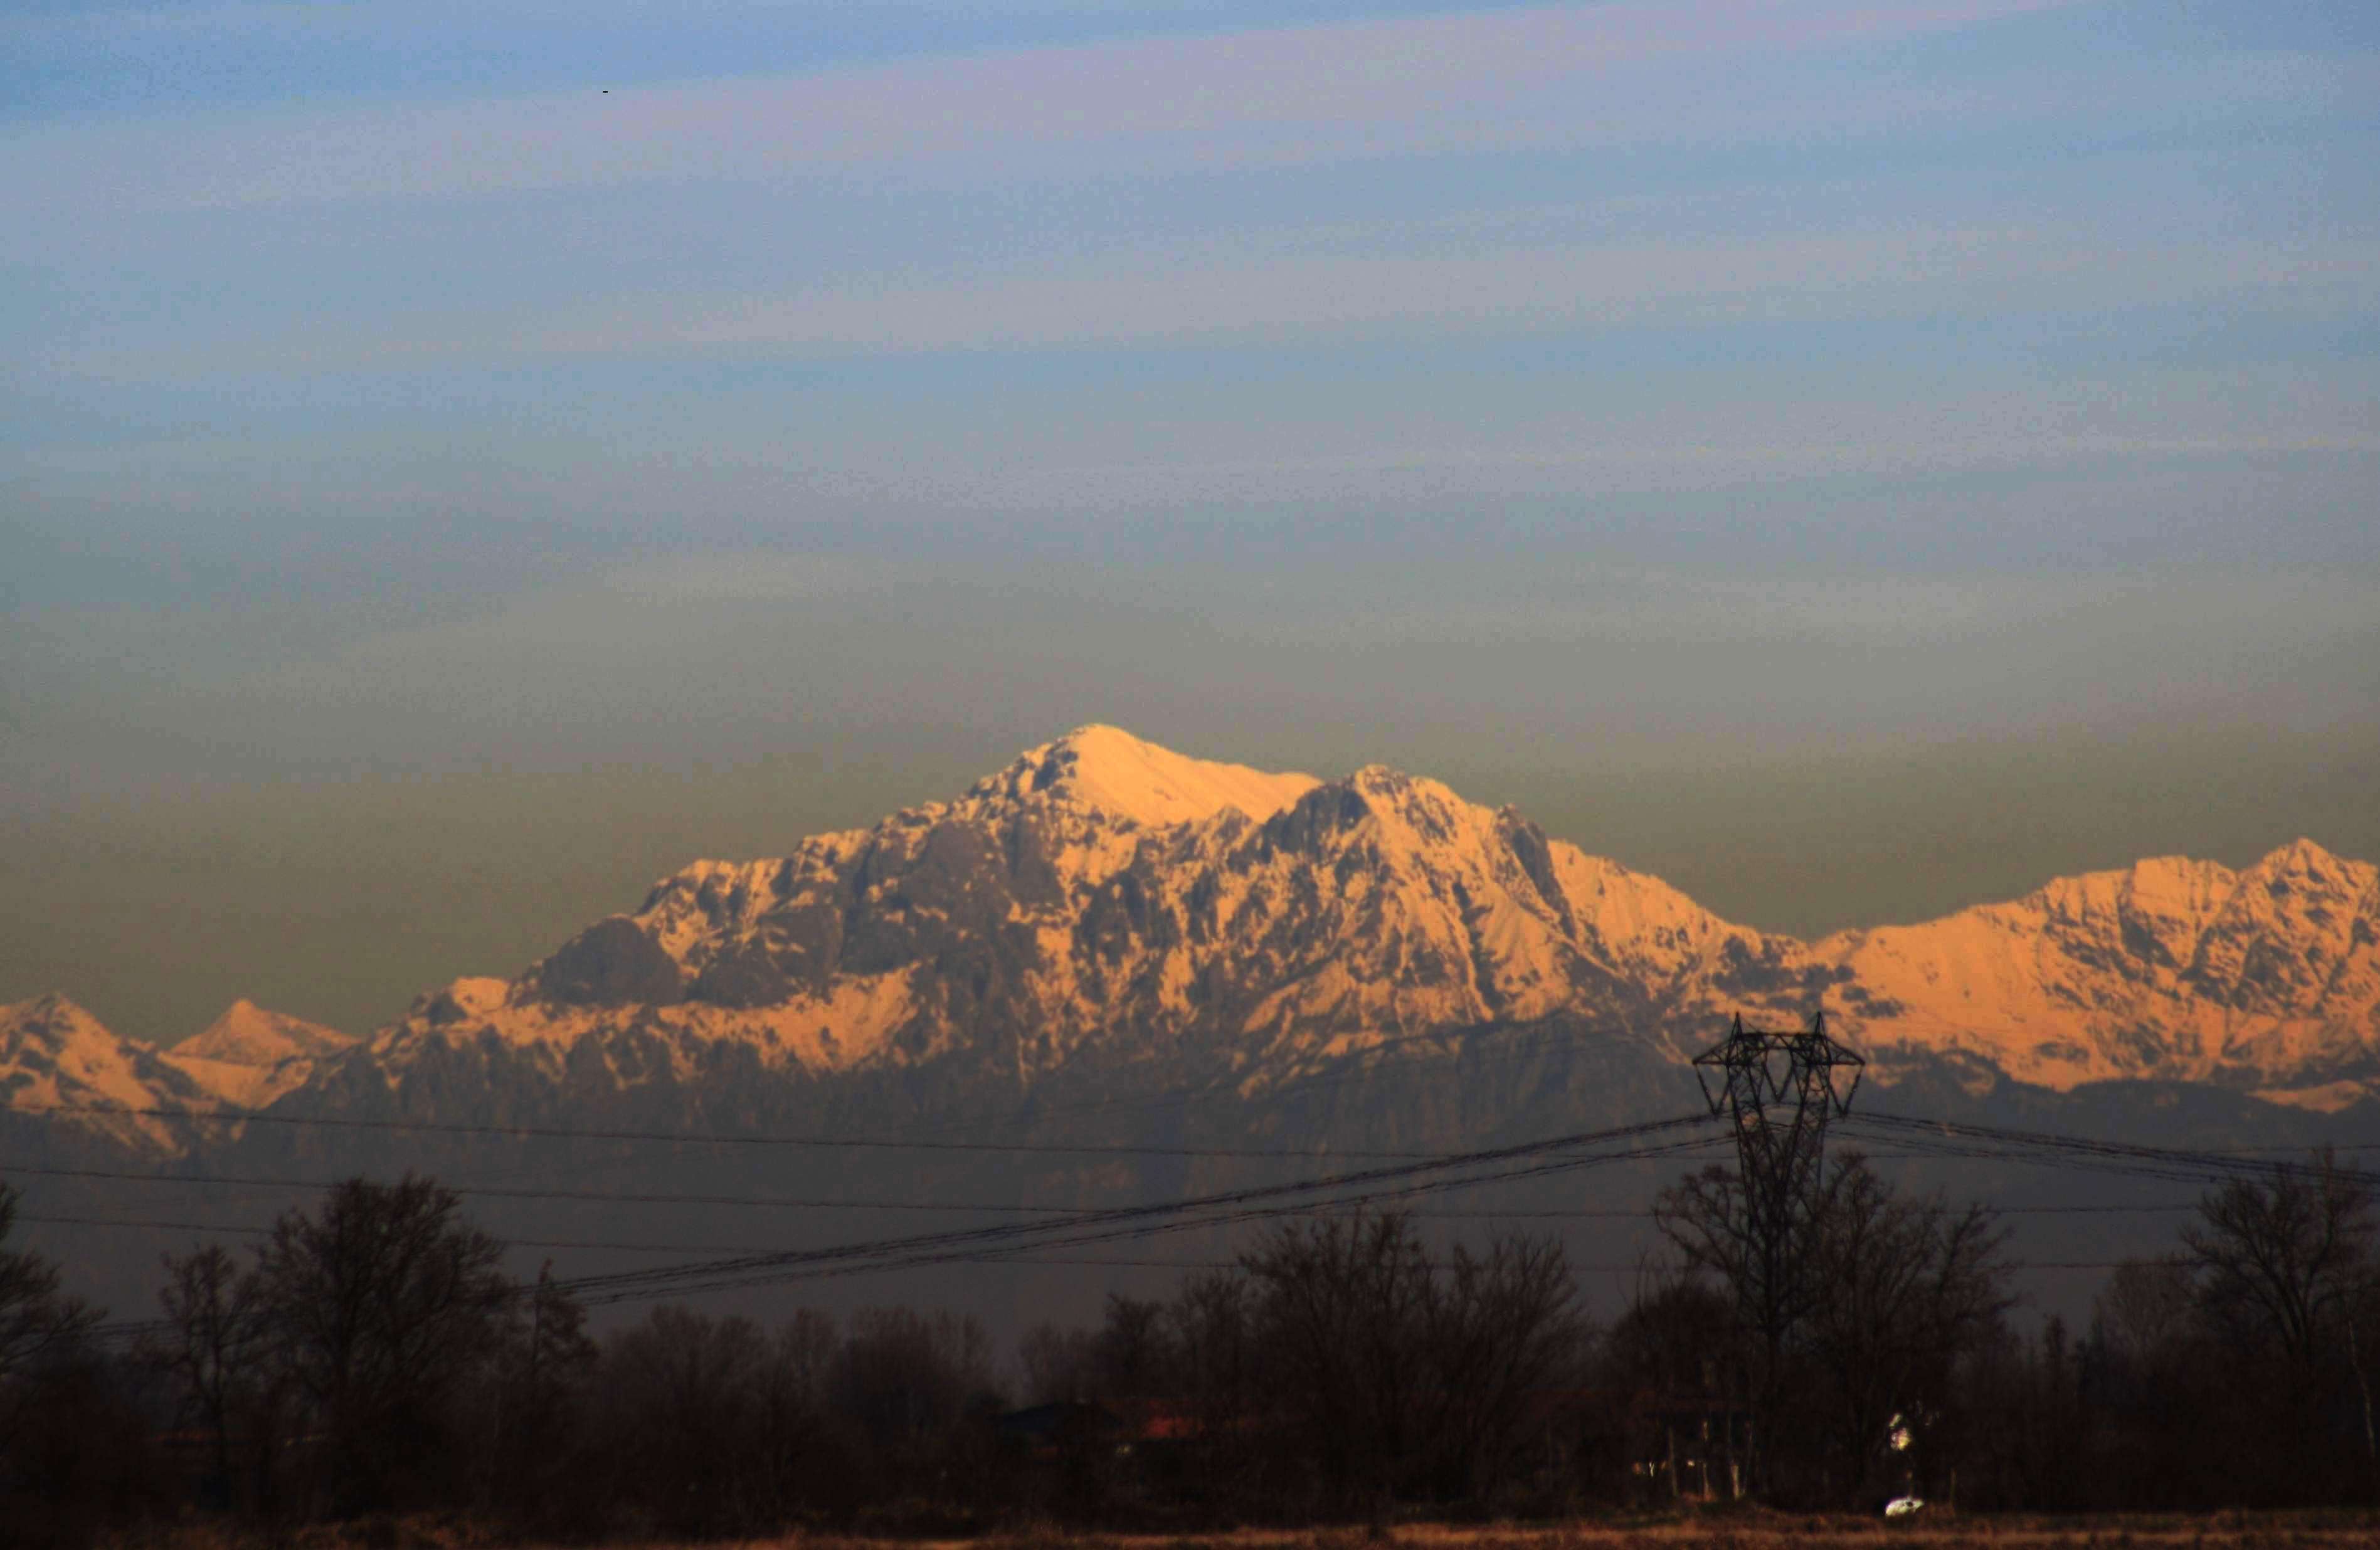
[177, 999, 353, 1065]
[11, 991, 106, 1036]
[962, 725, 1319, 829]
[2248, 836, 2355, 877]
[2, 993, 225, 1152]
[17, 735, 2380, 1151]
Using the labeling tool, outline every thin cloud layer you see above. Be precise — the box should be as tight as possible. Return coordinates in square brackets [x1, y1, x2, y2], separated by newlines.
[7, 0, 2098, 215]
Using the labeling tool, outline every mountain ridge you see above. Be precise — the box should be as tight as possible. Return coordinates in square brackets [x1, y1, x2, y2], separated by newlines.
[7, 727, 2376, 1157]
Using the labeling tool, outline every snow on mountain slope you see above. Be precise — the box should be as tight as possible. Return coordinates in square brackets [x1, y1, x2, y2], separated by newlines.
[0, 994, 228, 1152]
[325, 727, 1769, 1113]
[20, 729, 2377, 1149]
[1809, 841, 2380, 1104]
[162, 999, 355, 1107]
[956, 724, 1320, 831]
[282, 729, 2380, 1122]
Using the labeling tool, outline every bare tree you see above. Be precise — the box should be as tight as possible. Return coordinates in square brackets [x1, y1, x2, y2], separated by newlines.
[1170, 1268, 1254, 1420]
[2184, 1148, 2373, 1376]
[2092, 1257, 2198, 1368]
[1244, 1213, 1434, 1512]
[0, 1181, 98, 1384]
[475, 1258, 596, 1524]
[1093, 1294, 1173, 1400]
[832, 1305, 1000, 1455]
[1659, 1152, 2009, 1504]
[251, 1174, 512, 1515]
[1655, 1162, 1829, 1400]
[1606, 1263, 1739, 1402]
[596, 1305, 770, 1534]
[1166, 1268, 1262, 1505]
[1018, 1320, 1097, 1404]
[1420, 1231, 1587, 1503]
[2184, 1149, 2379, 1487]
[0, 1179, 103, 1486]
[1239, 1213, 1585, 1513]
[1795, 1154, 2012, 1501]
[1654, 1159, 1821, 1492]
[772, 1307, 840, 1413]
[754, 1309, 842, 1519]
[153, 1243, 271, 1508]
[1604, 1268, 1744, 1502]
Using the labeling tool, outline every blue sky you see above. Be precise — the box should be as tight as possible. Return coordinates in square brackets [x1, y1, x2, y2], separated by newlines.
[3, 0, 2376, 1041]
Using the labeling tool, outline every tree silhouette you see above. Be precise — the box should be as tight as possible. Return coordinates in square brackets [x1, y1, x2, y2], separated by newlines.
[252, 1173, 511, 1515]
[0, 1180, 98, 1384]
[153, 1243, 272, 1510]
[1659, 1153, 2009, 1504]
[2185, 1148, 2373, 1376]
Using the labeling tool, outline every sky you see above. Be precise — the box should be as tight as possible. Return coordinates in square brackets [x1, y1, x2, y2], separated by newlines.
[3, 0, 2376, 1047]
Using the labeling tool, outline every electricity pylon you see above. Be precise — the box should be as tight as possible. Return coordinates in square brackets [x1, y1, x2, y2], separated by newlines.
[1684, 1010, 1866, 1497]
[1690, 1011, 1865, 1359]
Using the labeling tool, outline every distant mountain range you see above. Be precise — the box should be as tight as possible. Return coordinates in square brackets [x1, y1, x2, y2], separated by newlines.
[8, 725, 2377, 1161]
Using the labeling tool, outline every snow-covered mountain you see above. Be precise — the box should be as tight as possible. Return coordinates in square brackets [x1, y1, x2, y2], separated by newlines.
[1822, 840, 2380, 1104]
[164, 999, 355, 1109]
[11, 728, 2378, 1157]
[0, 993, 230, 1153]
[312, 727, 1782, 1130]
[0, 994, 354, 1154]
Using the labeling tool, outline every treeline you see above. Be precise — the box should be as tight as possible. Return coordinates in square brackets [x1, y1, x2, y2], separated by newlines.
[3, 1150, 2380, 1542]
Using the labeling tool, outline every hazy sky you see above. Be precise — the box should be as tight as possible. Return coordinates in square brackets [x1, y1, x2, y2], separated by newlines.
[4, 0, 2376, 1046]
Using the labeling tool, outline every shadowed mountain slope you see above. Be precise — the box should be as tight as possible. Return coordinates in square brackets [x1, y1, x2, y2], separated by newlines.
[11, 727, 2378, 1160]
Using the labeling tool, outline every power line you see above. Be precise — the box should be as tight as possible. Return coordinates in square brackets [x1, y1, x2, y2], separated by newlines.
[560, 1135, 1726, 1307]
[9, 1102, 1443, 1161]
[539, 1115, 1723, 1305]
[12, 1194, 2201, 1238]
[1839, 1112, 2380, 1190]
[9, 1214, 1219, 1263]
[29, 1080, 2374, 1166]
[35, 1208, 2138, 1292]
[77, 1115, 1723, 1337]
[1856, 1110, 2380, 1164]
[3, 1104, 1747, 1219]
[0, 1163, 1098, 1213]
[26, 1071, 2376, 1170]
[549, 1130, 2179, 1309]
[58, 1127, 2278, 1344]
[88, 1134, 1729, 1340]
[0, 1143, 1706, 1215]
[0, 1146, 2302, 1213]
[5, 1132, 2215, 1280]
[19, 1104, 2280, 1298]
[53, 1096, 2360, 1337]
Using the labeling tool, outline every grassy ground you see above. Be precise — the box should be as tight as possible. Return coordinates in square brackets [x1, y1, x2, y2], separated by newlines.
[953, 1516, 2380, 1550]
[102, 1509, 2380, 1550]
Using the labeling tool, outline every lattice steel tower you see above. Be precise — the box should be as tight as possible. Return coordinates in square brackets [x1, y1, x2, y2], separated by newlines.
[1691, 1011, 1865, 1356]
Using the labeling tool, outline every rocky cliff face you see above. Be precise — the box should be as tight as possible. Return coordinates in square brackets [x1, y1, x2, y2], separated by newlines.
[1819, 839, 2380, 1103]
[309, 728, 1784, 1129]
[13, 727, 2377, 1156]
[0, 993, 228, 1153]
[164, 999, 355, 1109]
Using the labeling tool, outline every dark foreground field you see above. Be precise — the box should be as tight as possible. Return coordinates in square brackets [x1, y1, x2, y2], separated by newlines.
[93, 1514, 2380, 1550]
